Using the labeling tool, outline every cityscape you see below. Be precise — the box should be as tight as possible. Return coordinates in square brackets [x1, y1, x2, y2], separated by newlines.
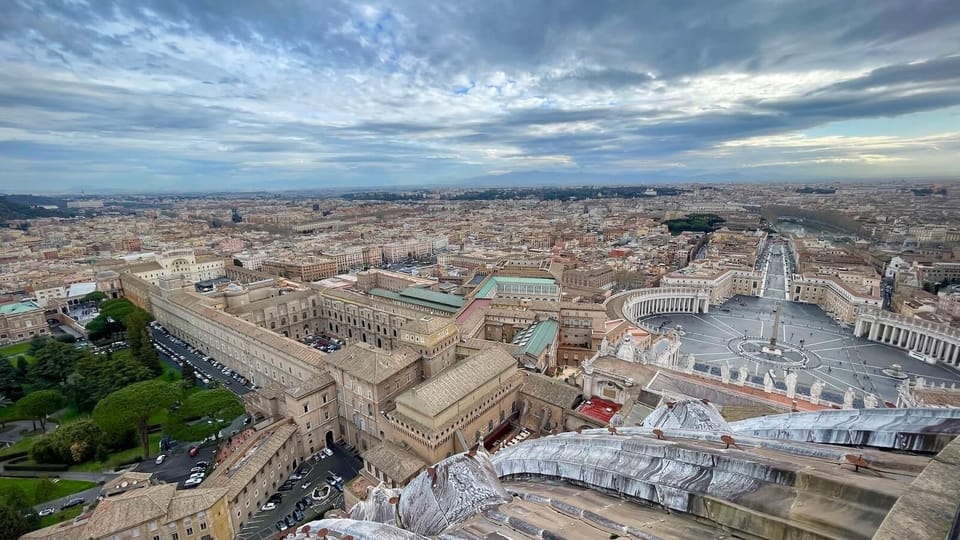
[1, 2, 960, 540]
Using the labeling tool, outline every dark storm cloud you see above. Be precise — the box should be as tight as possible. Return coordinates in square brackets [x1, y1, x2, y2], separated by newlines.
[823, 56, 960, 92]
[1, 0, 959, 190]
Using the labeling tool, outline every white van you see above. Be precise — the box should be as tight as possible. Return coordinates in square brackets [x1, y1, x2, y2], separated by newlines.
[155, 454, 166, 465]
[908, 350, 937, 364]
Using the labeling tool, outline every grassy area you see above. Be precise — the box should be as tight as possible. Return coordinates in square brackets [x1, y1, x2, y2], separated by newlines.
[38, 505, 84, 527]
[0, 434, 38, 458]
[0, 477, 96, 505]
[1, 342, 35, 366]
[0, 403, 26, 423]
[0, 342, 30, 357]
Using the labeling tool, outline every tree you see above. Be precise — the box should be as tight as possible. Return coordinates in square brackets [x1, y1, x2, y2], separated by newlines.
[0, 394, 11, 430]
[0, 361, 22, 402]
[30, 419, 104, 464]
[28, 336, 48, 355]
[181, 362, 196, 389]
[93, 380, 180, 459]
[165, 388, 244, 442]
[34, 476, 56, 502]
[82, 290, 107, 303]
[0, 485, 38, 539]
[73, 351, 151, 412]
[16, 389, 64, 432]
[28, 340, 82, 391]
[125, 311, 160, 375]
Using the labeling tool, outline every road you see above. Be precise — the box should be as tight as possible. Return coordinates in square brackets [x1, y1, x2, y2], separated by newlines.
[236, 444, 361, 539]
[150, 327, 251, 396]
[760, 241, 790, 300]
[134, 442, 217, 487]
[26, 471, 120, 513]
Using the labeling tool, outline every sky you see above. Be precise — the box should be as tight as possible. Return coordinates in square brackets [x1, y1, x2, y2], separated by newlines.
[0, 0, 959, 193]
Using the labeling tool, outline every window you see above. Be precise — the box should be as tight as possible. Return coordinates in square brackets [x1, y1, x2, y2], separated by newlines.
[199, 522, 207, 531]
[172, 534, 179, 540]
[186, 528, 193, 536]
[303, 404, 309, 413]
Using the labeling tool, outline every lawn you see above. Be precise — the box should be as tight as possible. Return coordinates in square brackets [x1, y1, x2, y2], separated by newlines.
[0, 434, 38, 458]
[0, 477, 96, 505]
[2, 342, 36, 366]
[0, 342, 30, 357]
[38, 505, 84, 527]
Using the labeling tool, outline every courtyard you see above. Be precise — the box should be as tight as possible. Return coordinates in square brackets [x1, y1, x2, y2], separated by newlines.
[642, 294, 960, 406]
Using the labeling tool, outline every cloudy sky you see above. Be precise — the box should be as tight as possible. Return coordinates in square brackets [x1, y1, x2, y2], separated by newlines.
[1, 0, 959, 192]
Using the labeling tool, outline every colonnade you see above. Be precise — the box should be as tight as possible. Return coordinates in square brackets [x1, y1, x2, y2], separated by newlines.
[616, 287, 713, 322]
[855, 310, 960, 367]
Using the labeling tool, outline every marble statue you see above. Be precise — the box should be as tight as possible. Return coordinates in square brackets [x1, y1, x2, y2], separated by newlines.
[720, 362, 731, 385]
[843, 387, 856, 409]
[809, 379, 824, 405]
[599, 337, 610, 355]
[738, 365, 749, 386]
[863, 393, 879, 409]
[617, 336, 636, 362]
[583, 355, 594, 375]
[763, 372, 774, 393]
[683, 354, 696, 374]
[784, 371, 798, 399]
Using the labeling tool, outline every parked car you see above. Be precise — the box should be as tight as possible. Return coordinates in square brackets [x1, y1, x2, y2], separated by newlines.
[195, 460, 209, 467]
[276, 521, 288, 531]
[290, 473, 304, 481]
[326, 473, 342, 486]
[268, 493, 283, 503]
[184, 477, 203, 488]
[322, 447, 334, 458]
[260, 502, 278, 511]
[188, 446, 199, 457]
[155, 454, 166, 465]
[300, 481, 312, 490]
[190, 466, 205, 474]
[278, 483, 294, 492]
[60, 498, 84, 510]
[38, 508, 55, 517]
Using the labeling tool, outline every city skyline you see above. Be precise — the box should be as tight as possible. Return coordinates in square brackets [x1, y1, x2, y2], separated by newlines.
[1, 1, 959, 192]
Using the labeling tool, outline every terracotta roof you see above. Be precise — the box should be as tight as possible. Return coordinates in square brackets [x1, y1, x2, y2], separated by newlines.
[325, 342, 421, 384]
[395, 346, 517, 418]
[520, 372, 582, 408]
[167, 291, 328, 368]
[126, 260, 163, 273]
[284, 373, 336, 399]
[363, 442, 427, 483]
[204, 422, 298, 499]
[401, 315, 455, 335]
[24, 482, 229, 540]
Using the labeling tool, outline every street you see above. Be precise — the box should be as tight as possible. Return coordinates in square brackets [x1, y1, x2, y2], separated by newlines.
[150, 327, 251, 396]
[236, 443, 361, 539]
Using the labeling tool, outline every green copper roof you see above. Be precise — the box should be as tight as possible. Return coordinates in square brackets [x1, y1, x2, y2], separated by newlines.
[512, 318, 559, 358]
[474, 276, 558, 299]
[399, 286, 466, 308]
[369, 288, 462, 314]
[0, 301, 41, 315]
